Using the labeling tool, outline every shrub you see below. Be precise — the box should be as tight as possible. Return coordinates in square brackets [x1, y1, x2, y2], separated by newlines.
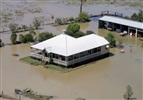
[25, 34, 34, 42]
[74, 31, 85, 38]
[19, 34, 26, 43]
[78, 12, 90, 22]
[10, 33, 17, 44]
[66, 23, 80, 34]
[123, 85, 134, 100]
[38, 32, 54, 42]
[33, 18, 41, 29]
[86, 30, 94, 35]
[9, 23, 18, 33]
[55, 18, 63, 25]
[105, 33, 116, 48]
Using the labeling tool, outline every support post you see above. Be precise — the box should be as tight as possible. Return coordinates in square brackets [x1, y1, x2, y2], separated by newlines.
[128, 27, 130, 34]
[135, 28, 138, 37]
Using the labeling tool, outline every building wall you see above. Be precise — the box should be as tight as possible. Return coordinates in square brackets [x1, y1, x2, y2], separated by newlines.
[31, 45, 109, 67]
[101, 45, 109, 55]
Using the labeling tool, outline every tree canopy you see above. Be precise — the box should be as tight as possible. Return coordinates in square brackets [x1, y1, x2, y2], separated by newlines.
[78, 12, 90, 22]
[105, 33, 116, 48]
[10, 33, 17, 44]
[33, 18, 41, 29]
[38, 32, 54, 42]
[9, 23, 18, 33]
[131, 10, 143, 22]
[123, 85, 134, 100]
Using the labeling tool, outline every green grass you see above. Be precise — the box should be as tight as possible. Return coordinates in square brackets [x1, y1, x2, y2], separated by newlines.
[19, 56, 41, 66]
[20, 56, 72, 72]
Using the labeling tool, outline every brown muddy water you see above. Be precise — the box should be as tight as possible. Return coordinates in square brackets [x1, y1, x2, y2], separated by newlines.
[0, 0, 143, 99]
[0, 31, 142, 99]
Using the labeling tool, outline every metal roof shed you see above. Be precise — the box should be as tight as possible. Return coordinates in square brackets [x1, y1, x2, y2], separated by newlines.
[99, 16, 143, 29]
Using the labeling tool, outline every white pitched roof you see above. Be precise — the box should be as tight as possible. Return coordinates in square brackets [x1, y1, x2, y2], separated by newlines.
[31, 33, 109, 56]
[99, 16, 143, 29]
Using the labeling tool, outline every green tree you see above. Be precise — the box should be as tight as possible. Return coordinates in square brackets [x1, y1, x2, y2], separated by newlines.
[66, 23, 80, 35]
[123, 85, 134, 100]
[78, 12, 90, 22]
[33, 18, 41, 29]
[79, 0, 86, 13]
[25, 34, 34, 42]
[130, 10, 143, 22]
[138, 10, 143, 22]
[105, 33, 116, 48]
[10, 33, 17, 44]
[9, 23, 18, 33]
[38, 32, 54, 42]
[19, 34, 26, 43]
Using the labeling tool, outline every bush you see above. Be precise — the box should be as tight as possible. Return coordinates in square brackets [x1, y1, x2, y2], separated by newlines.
[78, 12, 90, 22]
[105, 33, 116, 48]
[66, 23, 80, 34]
[19, 34, 26, 43]
[33, 18, 41, 29]
[10, 33, 17, 44]
[9, 23, 18, 33]
[74, 31, 85, 38]
[86, 30, 94, 35]
[55, 18, 63, 25]
[38, 32, 54, 42]
[123, 85, 134, 100]
[25, 34, 34, 42]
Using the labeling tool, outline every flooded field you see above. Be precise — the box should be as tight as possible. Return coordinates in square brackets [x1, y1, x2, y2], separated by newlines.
[0, 31, 142, 99]
[0, 0, 143, 99]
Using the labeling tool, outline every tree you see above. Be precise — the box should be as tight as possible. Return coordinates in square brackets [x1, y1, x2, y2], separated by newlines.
[38, 32, 54, 42]
[33, 18, 41, 29]
[25, 34, 34, 42]
[78, 12, 90, 22]
[9, 23, 18, 33]
[80, 0, 86, 13]
[66, 23, 80, 36]
[105, 33, 116, 48]
[10, 33, 17, 44]
[19, 34, 26, 43]
[130, 10, 143, 22]
[123, 85, 134, 100]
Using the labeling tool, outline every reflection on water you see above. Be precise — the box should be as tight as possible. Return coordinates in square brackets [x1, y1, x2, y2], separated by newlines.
[0, 32, 142, 99]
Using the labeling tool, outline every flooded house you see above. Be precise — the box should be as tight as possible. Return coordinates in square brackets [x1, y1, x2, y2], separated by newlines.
[30, 31, 109, 67]
[98, 16, 143, 37]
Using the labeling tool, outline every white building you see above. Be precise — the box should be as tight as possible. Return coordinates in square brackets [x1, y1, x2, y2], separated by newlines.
[30, 32, 109, 67]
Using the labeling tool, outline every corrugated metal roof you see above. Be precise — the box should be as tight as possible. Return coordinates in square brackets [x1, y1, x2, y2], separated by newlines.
[31, 33, 109, 56]
[99, 16, 143, 29]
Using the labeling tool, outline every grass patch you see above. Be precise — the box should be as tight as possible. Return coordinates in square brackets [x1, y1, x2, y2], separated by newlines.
[20, 56, 73, 72]
[19, 56, 41, 66]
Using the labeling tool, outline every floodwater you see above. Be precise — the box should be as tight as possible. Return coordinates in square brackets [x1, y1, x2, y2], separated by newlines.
[0, 0, 143, 99]
[0, 31, 142, 99]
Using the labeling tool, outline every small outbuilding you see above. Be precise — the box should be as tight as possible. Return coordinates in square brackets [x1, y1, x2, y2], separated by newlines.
[30, 32, 109, 67]
[99, 16, 143, 37]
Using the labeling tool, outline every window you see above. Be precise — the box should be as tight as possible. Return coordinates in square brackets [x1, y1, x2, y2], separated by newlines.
[92, 48, 97, 53]
[97, 47, 101, 52]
